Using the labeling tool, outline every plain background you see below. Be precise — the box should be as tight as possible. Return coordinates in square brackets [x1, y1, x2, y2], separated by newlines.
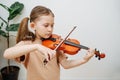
[0, 0, 120, 80]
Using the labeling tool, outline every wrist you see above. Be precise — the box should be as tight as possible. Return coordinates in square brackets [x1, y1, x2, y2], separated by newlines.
[34, 44, 46, 52]
[83, 56, 90, 62]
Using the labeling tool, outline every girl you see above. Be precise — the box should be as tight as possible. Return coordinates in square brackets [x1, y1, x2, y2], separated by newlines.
[3, 5, 95, 80]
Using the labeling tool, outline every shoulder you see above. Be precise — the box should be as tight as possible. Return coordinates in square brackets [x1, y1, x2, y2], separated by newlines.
[16, 40, 32, 46]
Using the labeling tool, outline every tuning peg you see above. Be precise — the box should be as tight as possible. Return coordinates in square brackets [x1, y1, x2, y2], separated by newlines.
[98, 57, 101, 60]
[95, 49, 100, 58]
[95, 48, 97, 57]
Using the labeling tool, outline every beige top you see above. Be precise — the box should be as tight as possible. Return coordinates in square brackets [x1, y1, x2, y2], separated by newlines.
[16, 41, 67, 80]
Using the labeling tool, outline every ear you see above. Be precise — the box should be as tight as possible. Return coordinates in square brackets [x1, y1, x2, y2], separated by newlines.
[29, 22, 36, 34]
[30, 22, 35, 30]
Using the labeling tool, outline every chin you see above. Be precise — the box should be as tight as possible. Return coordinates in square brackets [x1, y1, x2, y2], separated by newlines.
[41, 34, 52, 39]
[43, 35, 51, 39]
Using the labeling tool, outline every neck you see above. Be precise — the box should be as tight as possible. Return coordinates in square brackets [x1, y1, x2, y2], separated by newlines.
[34, 33, 43, 44]
[33, 38, 42, 44]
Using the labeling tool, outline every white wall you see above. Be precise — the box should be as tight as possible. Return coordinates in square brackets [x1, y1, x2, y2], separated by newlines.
[0, 0, 120, 80]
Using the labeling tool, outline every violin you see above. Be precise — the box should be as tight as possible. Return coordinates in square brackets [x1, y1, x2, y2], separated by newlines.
[42, 34, 105, 60]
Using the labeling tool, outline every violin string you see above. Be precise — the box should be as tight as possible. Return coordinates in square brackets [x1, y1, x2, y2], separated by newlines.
[54, 26, 77, 51]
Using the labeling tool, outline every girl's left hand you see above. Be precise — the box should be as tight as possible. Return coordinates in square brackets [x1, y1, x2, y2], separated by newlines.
[83, 48, 95, 61]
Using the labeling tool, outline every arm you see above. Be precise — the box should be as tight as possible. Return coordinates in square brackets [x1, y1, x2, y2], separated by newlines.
[3, 41, 56, 61]
[59, 48, 95, 69]
[3, 41, 38, 59]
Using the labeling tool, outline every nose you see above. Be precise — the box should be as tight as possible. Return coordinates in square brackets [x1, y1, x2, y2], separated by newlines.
[47, 26, 53, 32]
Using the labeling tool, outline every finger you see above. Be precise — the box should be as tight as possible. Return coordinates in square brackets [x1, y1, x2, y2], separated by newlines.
[44, 53, 49, 61]
[52, 50, 56, 56]
[89, 49, 95, 57]
[48, 54, 50, 61]
[48, 52, 55, 60]
[48, 53, 52, 61]
[88, 48, 95, 53]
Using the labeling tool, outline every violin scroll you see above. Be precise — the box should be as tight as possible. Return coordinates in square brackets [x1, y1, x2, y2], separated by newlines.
[94, 48, 105, 60]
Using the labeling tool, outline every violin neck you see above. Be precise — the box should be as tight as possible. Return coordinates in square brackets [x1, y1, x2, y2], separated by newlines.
[64, 40, 89, 50]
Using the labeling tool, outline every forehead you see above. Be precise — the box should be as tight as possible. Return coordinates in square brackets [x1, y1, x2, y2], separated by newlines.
[35, 15, 54, 23]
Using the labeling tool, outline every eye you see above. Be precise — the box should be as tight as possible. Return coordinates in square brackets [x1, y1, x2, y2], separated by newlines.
[44, 24, 49, 27]
[44, 23, 54, 28]
[51, 24, 54, 28]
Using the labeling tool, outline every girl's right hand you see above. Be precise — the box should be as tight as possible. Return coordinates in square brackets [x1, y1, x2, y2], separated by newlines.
[36, 44, 56, 61]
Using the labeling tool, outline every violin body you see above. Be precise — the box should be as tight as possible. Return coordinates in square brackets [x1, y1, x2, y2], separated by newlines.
[42, 34, 80, 55]
[63, 38, 80, 55]
[42, 34, 105, 60]
[42, 34, 65, 50]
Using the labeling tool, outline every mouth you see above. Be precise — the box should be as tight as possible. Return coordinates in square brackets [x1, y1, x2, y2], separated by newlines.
[45, 33, 52, 38]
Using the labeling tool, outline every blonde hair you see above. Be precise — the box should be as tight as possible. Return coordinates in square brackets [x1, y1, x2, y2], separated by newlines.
[16, 5, 54, 43]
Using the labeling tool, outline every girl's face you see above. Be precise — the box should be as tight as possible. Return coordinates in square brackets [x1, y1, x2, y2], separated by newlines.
[32, 15, 54, 39]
